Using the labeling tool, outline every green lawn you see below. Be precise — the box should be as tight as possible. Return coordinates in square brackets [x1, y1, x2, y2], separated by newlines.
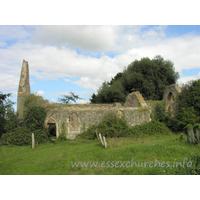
[0, 133, 199, 175]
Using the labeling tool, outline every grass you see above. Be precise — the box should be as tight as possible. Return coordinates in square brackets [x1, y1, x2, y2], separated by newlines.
[0, 133, 199, 175]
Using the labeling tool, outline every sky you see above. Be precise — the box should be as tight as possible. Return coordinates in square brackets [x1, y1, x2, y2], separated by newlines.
[1, 25, 200, 109]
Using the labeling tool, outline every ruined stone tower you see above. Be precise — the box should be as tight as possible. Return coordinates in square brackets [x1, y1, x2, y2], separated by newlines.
[17, 60, 30, 119]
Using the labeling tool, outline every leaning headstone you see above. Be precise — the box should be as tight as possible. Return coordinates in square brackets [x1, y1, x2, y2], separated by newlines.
[99, 133, 104, 146]
[195, 128, 200, 144]
[187, 127, 194, 144]
[103, 136, 107, 148]
[95, 130, 99, 140]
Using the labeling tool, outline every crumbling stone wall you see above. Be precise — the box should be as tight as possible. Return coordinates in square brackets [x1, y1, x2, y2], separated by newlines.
[163, 84, 182, 114]
[45, 103, 151, 139]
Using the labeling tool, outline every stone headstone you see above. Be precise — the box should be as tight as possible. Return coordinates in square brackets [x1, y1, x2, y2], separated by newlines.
[103, 136, 107, 148]
[99, 133, 104, 146]
[187, 127, 194, 144]
[195, 128, 200, 144]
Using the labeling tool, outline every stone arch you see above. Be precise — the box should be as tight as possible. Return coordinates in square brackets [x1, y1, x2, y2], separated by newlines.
[46, 117, 59, 138]
[167, 92, 173, 101]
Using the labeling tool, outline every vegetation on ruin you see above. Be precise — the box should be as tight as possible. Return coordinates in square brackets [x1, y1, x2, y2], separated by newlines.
[0, 93, 49, 145]
[0, 134, 200, 175]
[79, 113, 170, 140]
[91, 55, 179, 103]
[149, 79, 200, 132]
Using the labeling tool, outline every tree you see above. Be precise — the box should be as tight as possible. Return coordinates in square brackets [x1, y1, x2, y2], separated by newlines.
[95, 80, 126, 103]
[0, 92, 17, 137]
[176, 79, 200, 129]
[121, 55, 179, 100]
[23, 94, 47, 131]
[24, 106, 47, 131]
[90, 93, 97, 103]
[91, 55, 179, 103]
[58, 92, 83, 104]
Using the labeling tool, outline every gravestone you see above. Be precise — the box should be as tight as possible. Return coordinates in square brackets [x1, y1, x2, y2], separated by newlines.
[195, 128, 200, 144]
[187, 127, 194, 144]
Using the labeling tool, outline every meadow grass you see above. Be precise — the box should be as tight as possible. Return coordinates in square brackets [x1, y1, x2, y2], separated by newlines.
[0, 133, 199, 175]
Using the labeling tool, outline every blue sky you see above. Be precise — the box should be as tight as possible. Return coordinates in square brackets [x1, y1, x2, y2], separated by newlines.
[1, 25, 200, 110]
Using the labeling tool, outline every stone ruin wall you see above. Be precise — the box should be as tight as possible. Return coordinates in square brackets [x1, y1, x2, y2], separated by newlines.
[45, 101, 151, 140]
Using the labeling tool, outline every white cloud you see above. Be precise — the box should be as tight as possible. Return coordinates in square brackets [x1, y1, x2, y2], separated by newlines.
[34, 90, 45, 98]
[76, 98, 89, 104]
[49, 99, 59, 104]
[1, 25, 200, 98]
[31, 25, 122, 52]
[0, 25, 30, 41]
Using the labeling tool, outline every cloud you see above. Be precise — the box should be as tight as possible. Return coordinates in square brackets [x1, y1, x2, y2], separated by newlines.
[76, 98, 89, 104]
[49, 99, 59, 104]
[34, 90, 45, 98]
[31, 25, 122, 52]
[1, 25, 200, 98]
[0, 25, 30, 42]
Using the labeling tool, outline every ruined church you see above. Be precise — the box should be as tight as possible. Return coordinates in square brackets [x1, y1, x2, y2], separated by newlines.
[17, 60, 181, 140]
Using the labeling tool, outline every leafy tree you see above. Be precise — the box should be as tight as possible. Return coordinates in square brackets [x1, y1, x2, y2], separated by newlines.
[176, 107, 196, 129]
[23, 94, 47, 131]
[58, 92, 83, 104]
[95, 80, 126, 103]
[24, 106, 47, 131]
[90, 93, 97, 103]
[176, 79, 200, 130]
[0, 92, 17, 137]
[91, 55, 179, 103]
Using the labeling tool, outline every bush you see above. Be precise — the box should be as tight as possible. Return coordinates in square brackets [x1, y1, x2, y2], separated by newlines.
[24, 106, 47, 131]
[80, 113, 131, 139]
[130, 119, 171, 136]
[152, 101, 166, 122]
[34, 129, 49, 144]
[80, 114, 170, 140]
[0, 127, 49, 146]
[1, 127, 32, 146]
[176, 107, 196, 130]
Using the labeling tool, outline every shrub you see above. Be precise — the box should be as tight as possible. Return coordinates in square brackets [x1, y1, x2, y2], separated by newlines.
[130, 120, 171, 136]
[1, 127, 32, 146]
[24, 106, 47, 131]
[176, 107, 196, 130]
[0, 127, 49, 146]
[152, 101, 167, 122]
[34, 129, 49, 144]
[80, 113, 131, 139]
[80, 114, 170, 140]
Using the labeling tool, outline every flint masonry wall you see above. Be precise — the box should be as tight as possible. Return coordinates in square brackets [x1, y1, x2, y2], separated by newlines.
[45, 103, 151, 140]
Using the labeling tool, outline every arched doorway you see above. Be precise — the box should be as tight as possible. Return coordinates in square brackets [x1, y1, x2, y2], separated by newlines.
[167, 92, 173, 101]
[46, 118, 57, 138]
